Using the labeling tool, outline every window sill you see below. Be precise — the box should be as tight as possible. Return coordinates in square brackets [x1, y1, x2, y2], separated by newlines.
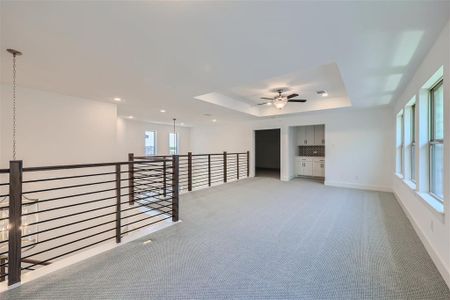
[395, 175, 445, 219]
[395, 173, 404, 179]
[416, 192, 445, 215]
[403, 179, 416, 190]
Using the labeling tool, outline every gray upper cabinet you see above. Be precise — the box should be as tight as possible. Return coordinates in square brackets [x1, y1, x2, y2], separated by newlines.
[305, 126, 315, 145]
[297, 125, 325, 146]
[314, 125, 325, 145]
[297, 126, 306, 145]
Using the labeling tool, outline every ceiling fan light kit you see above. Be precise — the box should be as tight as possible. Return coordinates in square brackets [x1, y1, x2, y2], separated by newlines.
[259, 89, 307, 109]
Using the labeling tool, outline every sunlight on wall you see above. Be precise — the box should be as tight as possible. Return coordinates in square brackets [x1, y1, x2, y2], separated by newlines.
[384, 73, 403, 92]
[392, 30, 424, 67]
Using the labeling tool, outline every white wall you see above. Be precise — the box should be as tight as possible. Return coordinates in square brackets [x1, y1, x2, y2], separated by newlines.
[0, 85, 192, 169]
[191, 106, 393, 190]
[0, 85, 120, 168]
[116, 118, 191, 157]
[391, 21, 450, 286]
[0, 85, 190, 281]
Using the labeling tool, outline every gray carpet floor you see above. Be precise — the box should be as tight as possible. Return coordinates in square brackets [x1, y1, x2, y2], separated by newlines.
[2, 178, 450, 299]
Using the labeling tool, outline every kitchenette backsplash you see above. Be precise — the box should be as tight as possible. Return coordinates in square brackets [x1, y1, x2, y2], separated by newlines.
[298, 145, 325, 157]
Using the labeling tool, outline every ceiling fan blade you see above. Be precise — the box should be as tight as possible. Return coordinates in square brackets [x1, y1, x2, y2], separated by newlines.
[257, 102, 271, 106]
[260, 97, 273, 100]
[286, 93, 299, 99]
[288, 99, 307, 103]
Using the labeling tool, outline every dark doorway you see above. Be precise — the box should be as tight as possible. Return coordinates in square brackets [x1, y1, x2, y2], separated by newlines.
[255, 129, 281, 179]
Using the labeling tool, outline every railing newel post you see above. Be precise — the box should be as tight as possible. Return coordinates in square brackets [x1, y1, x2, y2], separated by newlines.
[163, 160, 167, 197]
[208, 154, 211, 187]
[223, 151, 227, 183]
[237, 153, 240, 180]
[172, 155, 179, 222]
[115, 163, 121, 243]
[247, 151, 250, 177]
[128, 153, 134, 205]
[188, 152, 192, 192]
[8, 160, 23, 286]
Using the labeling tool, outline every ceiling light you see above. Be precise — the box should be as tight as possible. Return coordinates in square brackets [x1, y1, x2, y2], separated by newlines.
[317, 90, 328, 97]
[273, 96, 288, 109]
[266, 102, 272, 106]
[128, 116, 134, 119]
[113, 97, 121, 102]
[160, 109, 166, 113]
[212, 119, 217, 122]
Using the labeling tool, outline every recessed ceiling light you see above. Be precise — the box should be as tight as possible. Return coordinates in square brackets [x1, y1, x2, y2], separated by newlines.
[266, 102, 272, 106]
[128, 116, 134, 119]
[212, 119, 217, 122]
[160, 109, 166, 113]
[180, 122, 185, 126]
[317, 90, 328, 97]
[113, 97, 121, 102]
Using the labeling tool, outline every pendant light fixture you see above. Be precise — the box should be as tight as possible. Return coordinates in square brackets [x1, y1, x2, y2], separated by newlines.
[172, 118, 177, 155]
[0, 49, 39, 250]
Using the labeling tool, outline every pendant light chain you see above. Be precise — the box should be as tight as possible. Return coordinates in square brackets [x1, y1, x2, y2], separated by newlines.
[12, 52, 17, 160]
[7, 49, 22, 160]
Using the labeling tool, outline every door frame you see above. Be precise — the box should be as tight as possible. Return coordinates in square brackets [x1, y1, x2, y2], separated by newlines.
[253, 128, 282, 179]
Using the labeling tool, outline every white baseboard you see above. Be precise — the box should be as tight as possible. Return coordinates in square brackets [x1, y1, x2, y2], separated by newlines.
[0, 219, 180, 293]
[393, 191, 450, 289]
[324, 180, 392, 192]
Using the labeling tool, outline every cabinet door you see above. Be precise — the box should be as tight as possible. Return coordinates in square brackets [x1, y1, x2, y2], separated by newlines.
[297, 127, 306, 145]
[303, 161, 313, 176]
[320, 160, 325, 177]
[312, 161, 321, 177]
[295, 162, 303, 176]
[305, 126, 315, 145]
[314, 125, 325, 145]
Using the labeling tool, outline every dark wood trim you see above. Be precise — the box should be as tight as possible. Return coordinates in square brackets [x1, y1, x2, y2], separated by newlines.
[0, 257, 5, 282]
[128, 153, 134, 205]
[172, 155, 179, 222]
[223, 152, 227, 183]
[187, 152, 192, 192]
[163, 160, 167, 197]
[115, 164, 121, 243]
[8, 160, 23, 286]
[237, 153, 240, 180]
[246, 151, 250, 177]
[208, 154, 211, 186]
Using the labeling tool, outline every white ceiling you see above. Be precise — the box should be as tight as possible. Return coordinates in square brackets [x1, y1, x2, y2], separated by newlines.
[195, 62, 351, 117]
[1, 1, 449, 125]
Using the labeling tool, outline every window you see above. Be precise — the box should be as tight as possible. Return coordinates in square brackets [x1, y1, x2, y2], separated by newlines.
[145, 131, 156, 155]
[169, 132, 178, 155]
[396, 111, 404, 175]
[410, 104, 416, 181]
[429, 79, 444, 200]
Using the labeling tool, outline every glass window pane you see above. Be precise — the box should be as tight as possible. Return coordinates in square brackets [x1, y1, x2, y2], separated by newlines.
[169, 133, 178, 155]
[411, 144, 415, 181]
[411, 104, 415, 142]
[430, 143, 444, 200]
[432, 82, 444, 140]
[145, 131, 156, 155]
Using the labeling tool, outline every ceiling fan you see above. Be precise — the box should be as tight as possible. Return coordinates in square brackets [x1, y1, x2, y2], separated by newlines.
[258, 89, 307, 109]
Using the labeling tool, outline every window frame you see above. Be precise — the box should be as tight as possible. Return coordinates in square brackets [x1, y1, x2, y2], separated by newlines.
[144, 130, 157, 156]
[396, 112, 404, 176]
[410, 103, 416, 182]
[428, 79, 444, 202]
[169, 132, 179, 155]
